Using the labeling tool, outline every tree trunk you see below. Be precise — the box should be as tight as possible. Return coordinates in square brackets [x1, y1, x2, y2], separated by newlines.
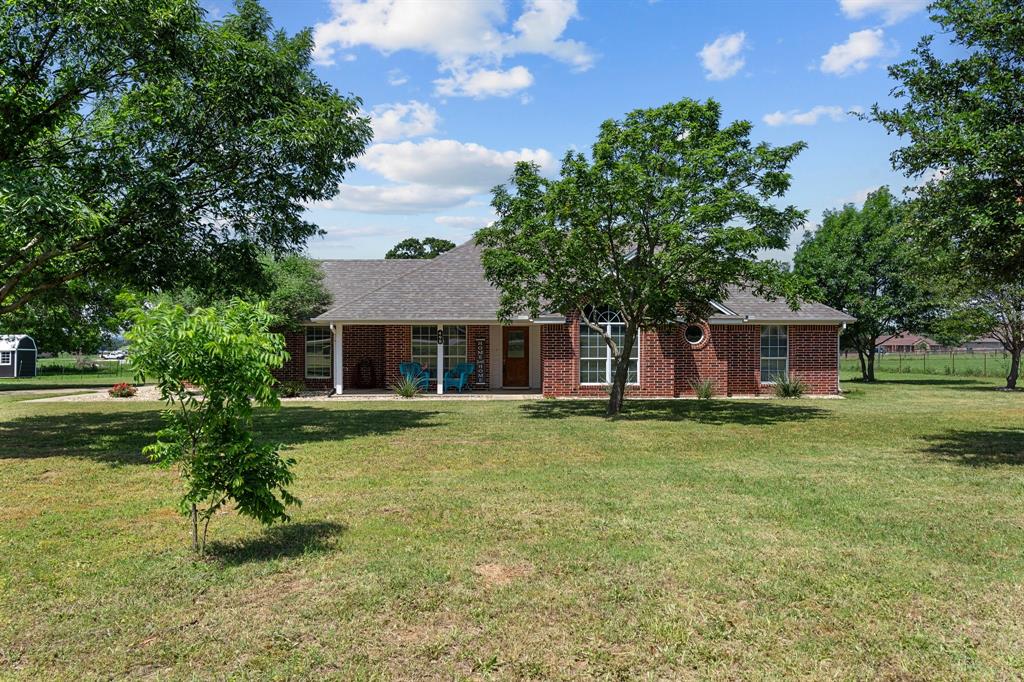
[866, 348, 876, 382]
[857, 350, 867, 381]
[605, 324, 638, 417]
[1007, 348, 1020, 390]
[191, 503, 199, 553]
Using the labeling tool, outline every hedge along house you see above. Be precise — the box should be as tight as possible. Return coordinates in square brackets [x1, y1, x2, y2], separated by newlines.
[0, 334, 38, 379]
[273, 240, 855, 397]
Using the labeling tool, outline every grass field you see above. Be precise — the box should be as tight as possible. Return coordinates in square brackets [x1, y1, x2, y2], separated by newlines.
[840, 351, 1014, 379]
[1, 372, 1021, 679]
[0, 356, 134, 391]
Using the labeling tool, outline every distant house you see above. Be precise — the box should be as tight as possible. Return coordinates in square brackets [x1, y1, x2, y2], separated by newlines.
[875, 333, 942, 354]
[273, 239, 855, 397]
[962, 336, 1004, 352]
[0, 334, 38, 378]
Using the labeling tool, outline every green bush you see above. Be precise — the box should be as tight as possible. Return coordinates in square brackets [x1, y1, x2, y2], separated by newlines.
[391, 376, 423, 398]
[773, 377, 808, 398]
[690, 378, 714, 400]
[278, 380, 305, 398]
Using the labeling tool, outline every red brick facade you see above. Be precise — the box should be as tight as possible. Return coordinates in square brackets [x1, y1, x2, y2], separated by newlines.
[276, 320, 841, 397]
[540, 314, 840, 397]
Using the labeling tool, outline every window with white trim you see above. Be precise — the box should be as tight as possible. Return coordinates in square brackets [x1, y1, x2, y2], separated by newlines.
[760, 325, 788, 383]
[304, 327, 331, 379]
[0, 351, 11, 366]
[579, 309, 639, 385]
[411, 325, 466, 375]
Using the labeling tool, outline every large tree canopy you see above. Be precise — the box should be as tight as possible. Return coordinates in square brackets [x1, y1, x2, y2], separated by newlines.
[869, 0, 1024, 283]
[793, 187, 933, 382]
[0, 0, 371, 315]
[478, 98, 806, 415]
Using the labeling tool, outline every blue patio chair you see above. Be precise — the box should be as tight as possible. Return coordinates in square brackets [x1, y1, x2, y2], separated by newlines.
[443, 362, 476, 393]
[399, 361, 430, 390]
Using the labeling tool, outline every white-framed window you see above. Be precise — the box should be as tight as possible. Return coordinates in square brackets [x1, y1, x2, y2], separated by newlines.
[579, 309, 639, 385]
[304, 326, 332, 379]
[0, 351, 11, 366]
[760, 325, 788, 383]
[411, 325, 466, 376]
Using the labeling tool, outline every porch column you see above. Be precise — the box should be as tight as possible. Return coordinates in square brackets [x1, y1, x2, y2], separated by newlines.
[333, 323, 343, 395]
[436, 323, 444, 395]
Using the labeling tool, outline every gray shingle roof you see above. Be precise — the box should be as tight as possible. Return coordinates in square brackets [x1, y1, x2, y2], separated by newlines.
[314, 240, 855, 324]
[711, 286, 855, 323]
[315, 240, 505, 322]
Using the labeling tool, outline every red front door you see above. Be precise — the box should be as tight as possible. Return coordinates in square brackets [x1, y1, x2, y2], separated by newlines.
[502, 327, 529, 387]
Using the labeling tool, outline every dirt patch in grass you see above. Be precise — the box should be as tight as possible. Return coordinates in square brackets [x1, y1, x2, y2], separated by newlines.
[472, 561, 535, 587]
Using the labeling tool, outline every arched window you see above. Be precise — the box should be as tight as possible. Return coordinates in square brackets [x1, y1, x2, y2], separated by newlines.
[579, 308, 639, 385]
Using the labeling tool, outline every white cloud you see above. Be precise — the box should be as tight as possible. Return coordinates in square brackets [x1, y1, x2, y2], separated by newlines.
[329, 138, 554, 213]
[839, 0, 927, 25]
[370, 101, 439, 141]
[434, 215, 493, 228]
[329, 184, 481, 214]
[361, 138, 554, 187]
[698, 32, 746, 81]
[434, 65, 534, 98]
[313, 0, 593, 97]
[387, 69, 408, 86]
[762, 105, 853, 126]
[821, 29, 885, 76]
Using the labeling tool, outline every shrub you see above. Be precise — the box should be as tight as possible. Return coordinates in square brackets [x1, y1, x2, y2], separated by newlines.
[391, 375, 422, 398]
[690, 378, 714, 400]
[279, 380, 305, 398]
[108, 382, 137, 398]
[773, 377, 807, 398]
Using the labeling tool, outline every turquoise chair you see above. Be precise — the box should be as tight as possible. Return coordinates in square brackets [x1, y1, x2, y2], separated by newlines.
[443, 363, 476, 393]
[399, 362, 430, 390]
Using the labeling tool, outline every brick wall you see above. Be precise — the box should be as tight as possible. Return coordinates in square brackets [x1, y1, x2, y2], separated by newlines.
[788, 324, 841, 394]
[540, 318, 841, 398]
[342, 325, 386, 388]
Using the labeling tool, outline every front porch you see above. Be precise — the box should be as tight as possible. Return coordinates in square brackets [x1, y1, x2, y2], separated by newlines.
[278, 321, 546, 396]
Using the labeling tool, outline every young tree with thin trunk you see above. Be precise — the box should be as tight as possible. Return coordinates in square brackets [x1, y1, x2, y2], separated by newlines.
[127, 299, 298, 554]
[794, 187, 932, 382]
[478, 99, 806, 415]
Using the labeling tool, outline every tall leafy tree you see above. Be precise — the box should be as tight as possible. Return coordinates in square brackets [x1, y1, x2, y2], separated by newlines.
[0, 0, 372, 314]
[869, 0, 1024, 283]
[794, 188, 933, 382]
[478, 98, 806, 415]
[385, 237, 456, 260]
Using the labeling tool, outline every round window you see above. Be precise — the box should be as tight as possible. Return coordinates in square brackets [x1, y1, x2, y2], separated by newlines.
[684, 324, 705, 345]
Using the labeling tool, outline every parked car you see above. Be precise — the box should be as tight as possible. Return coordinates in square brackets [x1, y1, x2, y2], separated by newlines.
[100, 350, 127, 360]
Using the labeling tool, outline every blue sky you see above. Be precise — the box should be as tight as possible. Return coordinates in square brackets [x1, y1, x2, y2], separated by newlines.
[207, 0, 940, 260]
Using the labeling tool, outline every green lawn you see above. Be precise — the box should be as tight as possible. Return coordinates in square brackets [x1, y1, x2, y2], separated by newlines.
[1, 374, 1022, 679]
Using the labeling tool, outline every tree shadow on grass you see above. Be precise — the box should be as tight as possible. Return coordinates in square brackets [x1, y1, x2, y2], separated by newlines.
[0, 405, 441, 466]
[207, 520, 347, 565]
[520, 399, 828, 425]
[921, 428, 1024, 467]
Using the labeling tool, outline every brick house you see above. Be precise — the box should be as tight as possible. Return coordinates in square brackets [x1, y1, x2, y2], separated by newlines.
[275, 239, 854, 397]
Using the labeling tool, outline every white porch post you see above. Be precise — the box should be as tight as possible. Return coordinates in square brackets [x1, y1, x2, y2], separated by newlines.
[436, 324, 444, 394]
[333, 323, 343, 395]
